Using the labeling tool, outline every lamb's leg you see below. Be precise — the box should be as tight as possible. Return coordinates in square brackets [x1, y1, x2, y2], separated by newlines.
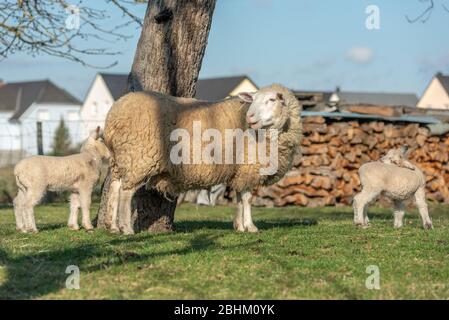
[22, 186, 45, 233]
[68, 193, 80, 230]
[105, 179, 121, 233]
[79, 188, 94, 231]
[414, 187, 433, 229]
[118, 187, 136, 235]
[13, 189, 26, 232]
[353, 188, 379, 228]
[393, 200, 405, 228]
[233, 192, 245, 232]
[242, 190, 258, 233]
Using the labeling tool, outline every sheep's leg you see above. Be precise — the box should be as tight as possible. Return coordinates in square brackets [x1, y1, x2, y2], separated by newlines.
[242, 190, 258, 233]
[13, 189, 26, 232]
[68, 193, 80, 231]
[353, 189, 379, 228]
[22, 186, 45, 233]
[233, 192, 245, 232]
[79, 188, 94, 231]
[415, 187, 433, 229]
[393, 200, 405, 228]
[118, 187, 136, 235]
[105, 179, 121, 233]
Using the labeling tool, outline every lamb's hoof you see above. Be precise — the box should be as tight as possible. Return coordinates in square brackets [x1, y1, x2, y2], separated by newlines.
[424, 222, 433, 230]
[27, 228, 39, 234]
[17, 228, 28, 234]
[244, 224, 259, 233]
[355, 222, 369, 229]
[68, 224, 80, 231]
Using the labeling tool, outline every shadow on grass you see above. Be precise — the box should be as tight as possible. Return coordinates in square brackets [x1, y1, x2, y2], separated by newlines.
[175, 218, 319, 232]
[0, 231, 265, 299]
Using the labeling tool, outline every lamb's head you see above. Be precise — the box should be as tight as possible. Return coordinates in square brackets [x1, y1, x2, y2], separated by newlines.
[239, 84, 298, 130]
[380, 145, 408, 164]
[81, 126, 111, 160]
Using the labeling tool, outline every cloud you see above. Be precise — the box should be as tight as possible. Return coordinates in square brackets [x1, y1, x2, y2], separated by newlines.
[345, 47, 374, 64]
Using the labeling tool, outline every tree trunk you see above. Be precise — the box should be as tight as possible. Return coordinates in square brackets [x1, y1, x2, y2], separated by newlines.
[96, 0, 217, 233]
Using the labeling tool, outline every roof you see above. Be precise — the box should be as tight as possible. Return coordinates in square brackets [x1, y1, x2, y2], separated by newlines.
[195, 75, 257, 101]
[0, 80, 80, 120]
[99, 73, 257, 101]
[436, 72, 449, 94]
[334, 91, 418, 107]
[302, 111, 440, 124]
[99, 73, 128, 100]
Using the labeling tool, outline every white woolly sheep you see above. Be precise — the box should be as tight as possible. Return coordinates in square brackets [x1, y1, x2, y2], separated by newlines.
[103, 84, 302, 234]
[353, 147, 433, 229]
[13, 127, 110, 233]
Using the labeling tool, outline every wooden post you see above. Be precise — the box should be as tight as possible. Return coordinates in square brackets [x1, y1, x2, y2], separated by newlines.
[36, 121, 44, 155]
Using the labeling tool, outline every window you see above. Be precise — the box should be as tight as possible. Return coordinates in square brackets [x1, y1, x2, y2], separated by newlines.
[37, 110, 50, 121]
[68, 111, 79, 121]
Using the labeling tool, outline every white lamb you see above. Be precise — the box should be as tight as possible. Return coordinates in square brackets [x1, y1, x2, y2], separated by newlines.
[353, 147, 433, 229]
[13, 127, 110, 233]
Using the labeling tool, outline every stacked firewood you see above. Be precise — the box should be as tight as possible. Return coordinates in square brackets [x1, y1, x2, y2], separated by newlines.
[252, 116, 449, 207]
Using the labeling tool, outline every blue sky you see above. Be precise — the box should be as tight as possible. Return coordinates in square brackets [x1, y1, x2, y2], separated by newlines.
[1, 0, 449, 100]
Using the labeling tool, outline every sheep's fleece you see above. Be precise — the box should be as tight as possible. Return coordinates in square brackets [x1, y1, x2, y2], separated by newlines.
[104, 84, 302, 195]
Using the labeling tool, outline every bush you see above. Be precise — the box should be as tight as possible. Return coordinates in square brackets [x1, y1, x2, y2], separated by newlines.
[0, 166, 17, 204]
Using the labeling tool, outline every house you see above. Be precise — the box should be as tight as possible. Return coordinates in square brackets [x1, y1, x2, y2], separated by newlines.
[0, 80, 81, 165]
[80, 73, 258, 138]
[417, 72, 449, 110]
[329, 88, 418, 108]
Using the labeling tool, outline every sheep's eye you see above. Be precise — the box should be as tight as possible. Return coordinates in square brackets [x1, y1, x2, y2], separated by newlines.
[268, 98, 276, 102]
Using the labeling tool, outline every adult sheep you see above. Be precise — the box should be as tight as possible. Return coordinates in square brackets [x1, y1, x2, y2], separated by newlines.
[103, 84, 301, 234]
[353, 147, 433, 229]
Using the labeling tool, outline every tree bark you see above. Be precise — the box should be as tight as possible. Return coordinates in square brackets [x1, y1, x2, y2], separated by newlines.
[96, 0, 217, 232]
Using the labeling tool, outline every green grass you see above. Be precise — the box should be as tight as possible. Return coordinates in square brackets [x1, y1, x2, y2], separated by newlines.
[0, 202, 449, 299]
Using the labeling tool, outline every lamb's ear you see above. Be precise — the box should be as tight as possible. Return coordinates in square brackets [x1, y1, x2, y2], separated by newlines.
[238, 92, 255, 103]
[95, 126, 101, 140]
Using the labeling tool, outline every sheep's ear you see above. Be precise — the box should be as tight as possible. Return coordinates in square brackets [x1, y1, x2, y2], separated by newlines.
[238, 92, 255, 103]
[95, 126, 101, 140]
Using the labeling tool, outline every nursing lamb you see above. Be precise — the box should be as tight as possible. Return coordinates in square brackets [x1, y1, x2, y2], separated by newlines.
[13, 127, 110, 233]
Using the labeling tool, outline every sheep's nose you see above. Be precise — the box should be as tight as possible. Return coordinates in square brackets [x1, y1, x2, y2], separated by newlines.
[246, 113, 255, 123]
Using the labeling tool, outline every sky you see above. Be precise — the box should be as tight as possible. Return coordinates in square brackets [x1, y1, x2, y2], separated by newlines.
[1, 0, 449, 100]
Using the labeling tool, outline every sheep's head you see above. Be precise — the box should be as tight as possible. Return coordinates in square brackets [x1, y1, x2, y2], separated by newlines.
[239, 84, 293, 130]
[82, 126, 111, 160]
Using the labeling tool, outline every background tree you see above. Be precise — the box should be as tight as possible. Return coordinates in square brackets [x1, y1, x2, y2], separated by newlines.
[96, 0, 217, 232]
[51, 118, 72, 156]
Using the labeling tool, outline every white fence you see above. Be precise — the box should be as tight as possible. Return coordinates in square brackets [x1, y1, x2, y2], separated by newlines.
[0, 119, 103, 168]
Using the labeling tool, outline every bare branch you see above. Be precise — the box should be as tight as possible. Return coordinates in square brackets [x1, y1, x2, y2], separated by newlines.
[0, 0, 145, 68]
[406, 0, 434, 23]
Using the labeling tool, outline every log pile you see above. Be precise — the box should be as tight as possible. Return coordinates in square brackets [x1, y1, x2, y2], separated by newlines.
[252, 116, 449, 207]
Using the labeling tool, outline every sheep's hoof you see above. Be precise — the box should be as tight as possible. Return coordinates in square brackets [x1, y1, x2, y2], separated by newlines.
[18, 228, 28, 234]
[244, 224, 259, 233]
[355, 222, 369, 229]
[233, 221, 245, 232]
[68, 224, 80, 231]
[27, 228, 39, 234]
[121, 228, 135, 235]
[83, 224, 94, 232]
[110, 227, 120, 234]
[424, 222, 433, 230]
[393, 223, 403, 229]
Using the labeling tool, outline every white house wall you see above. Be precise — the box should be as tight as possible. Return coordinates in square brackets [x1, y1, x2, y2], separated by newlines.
[0, 112, 21, 151]
[417, 78, 449, 109]
[19, 102, 82, 155]
[80, 75, 115, 139]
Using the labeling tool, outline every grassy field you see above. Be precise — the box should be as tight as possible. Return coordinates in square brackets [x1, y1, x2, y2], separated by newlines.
[0, 202, 448, 299]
